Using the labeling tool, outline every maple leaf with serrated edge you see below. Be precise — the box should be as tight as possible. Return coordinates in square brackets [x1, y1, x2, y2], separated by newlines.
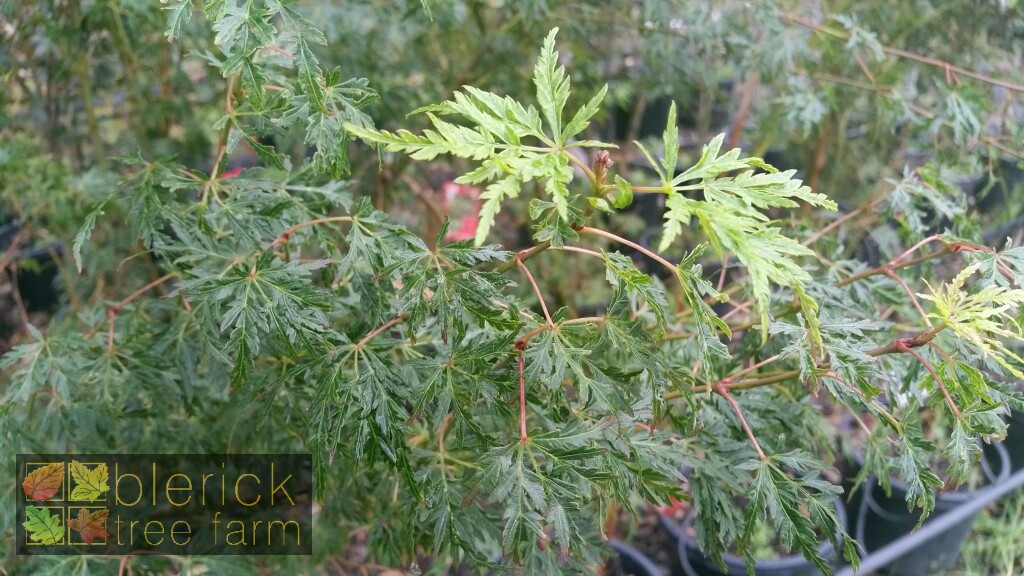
[737, 456, 855, 575]
[345, 28, 610, 245]
[23, 506, 64, 545]
[965, 238, 1024, 288]
[266, 0, 327, 113]
[918, 263, 1024, 379]
[895, 420, 943, 518]
[66, 508, 110, 544]
[534, 28, 571, 143]
[601, 250, 668, 331]
[70, 461, 109, 502]
[211, 1, 275, 75]
[673, 245, 730, 376]
[655, 132, 835, 340]
[22, 462, 64, 502]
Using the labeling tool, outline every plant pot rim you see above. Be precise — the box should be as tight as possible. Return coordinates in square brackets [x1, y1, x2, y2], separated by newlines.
[851, 438, 1010, 503]
[608, 538, 662, 576]
[658, 495, 846, 571]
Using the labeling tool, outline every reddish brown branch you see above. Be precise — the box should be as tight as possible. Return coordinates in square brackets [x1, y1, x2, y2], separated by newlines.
[780, 12, 1024, 93]
[271, 216, 354, 246]
[897, 340, 961, 418]
[354, 314, 410, 351]
[107, 274, 176, 353]
[885, 269, 932, 326]
[715, 383, 766, 460]
[517, 252, 553, 326]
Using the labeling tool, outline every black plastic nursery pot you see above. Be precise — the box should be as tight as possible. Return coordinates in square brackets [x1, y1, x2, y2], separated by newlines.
[998, 409, 1024, 472]
[658, 497, 847, 576]
[849, 441, 1010, 576]
[0, 219, 63, 314]
[608, 539, 663, 576]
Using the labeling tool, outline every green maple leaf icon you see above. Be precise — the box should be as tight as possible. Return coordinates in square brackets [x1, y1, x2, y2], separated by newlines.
[70, 461, 109, 502]
[23, 506, 65, 545]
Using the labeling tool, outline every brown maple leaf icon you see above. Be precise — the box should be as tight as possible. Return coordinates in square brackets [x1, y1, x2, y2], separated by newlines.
[22, 462, 65, 501]
[67, 508, 110, 544]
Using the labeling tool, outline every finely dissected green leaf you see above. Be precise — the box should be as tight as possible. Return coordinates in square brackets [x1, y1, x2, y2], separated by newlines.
[347, 28, 612, 245]
[966, 238, 1024, 288]
[660, 139, 835, 338]
[267, 0, 327, 113]
[73, 199, 109, 273]
[884, 164, 965, 235]
[211, 1, 275, 75]
[738, 457, 847, 575]
[673, 245, 730, 375]
[23, 506, 65, 545]
[162, 0, 194, 41]
[477, 177, 521, 246]
[180, 253, 332, 388]
[534, 28, 570, 143]
[896, 421, 943, 517]
[383, 234, 515, 344]
[661, 101, 679, 183]
[562, 84, 608, 143]
[240, 59, 268, 111]
[601, 250, 668, 330]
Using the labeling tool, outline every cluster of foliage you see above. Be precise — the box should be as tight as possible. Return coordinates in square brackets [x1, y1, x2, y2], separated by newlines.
[2, 1, 1024, 575]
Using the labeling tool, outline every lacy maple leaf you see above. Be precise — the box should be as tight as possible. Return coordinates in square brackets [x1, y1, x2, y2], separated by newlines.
[66, 507, 110, 544]
[22, 462, 65, 501]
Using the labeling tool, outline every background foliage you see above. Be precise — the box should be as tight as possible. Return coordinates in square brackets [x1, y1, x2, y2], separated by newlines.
[2, 1, 1024, 574]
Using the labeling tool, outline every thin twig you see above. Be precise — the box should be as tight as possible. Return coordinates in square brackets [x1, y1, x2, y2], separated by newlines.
[9, 268, 31, 328]
[107, 274, 176, 353]
[836, 244, 953, 288]
[780, 12, 1024, 93]
[716, 254, 730, 293]
[673, 323, 948, 397]
[885, 269, 932, 327]
[892, 234, 943, 266]
[354, 314, 410, 351]
[822, 371, 901, 430]
[271, 216, 354, 246]
[557, 245, 604, 260]
[496, 242, 550, 273]
[802, 203, 871, 247]
[517, 254, 553, 326]
[715, 383, 766, 460]
[579, 227, 677, 277]
[0, 225, 30, 277]
[723, 355, 781, 384]
[897, 340, 961, 418]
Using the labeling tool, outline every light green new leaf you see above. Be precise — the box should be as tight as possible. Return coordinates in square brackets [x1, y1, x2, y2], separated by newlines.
[476, 177, 521, 245]
[919, 263, 1024, 379]
[661, 102, 679, 183]
[562, 84, 608, 143]
[534, 28, 571, 143]
[73, 199, 109, 273]
[162, 0, 193, 41]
